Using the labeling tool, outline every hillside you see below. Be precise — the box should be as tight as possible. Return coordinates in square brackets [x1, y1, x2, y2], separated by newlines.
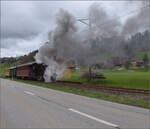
[0, 50, 38, 66]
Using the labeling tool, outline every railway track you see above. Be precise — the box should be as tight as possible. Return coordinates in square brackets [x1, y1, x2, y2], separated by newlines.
[15, 79, 149, 95]
[53, 81, 150, 95]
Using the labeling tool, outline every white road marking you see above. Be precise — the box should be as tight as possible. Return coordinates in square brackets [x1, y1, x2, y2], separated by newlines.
[24, 91, 35, 96]
[69, 108, 119, 128]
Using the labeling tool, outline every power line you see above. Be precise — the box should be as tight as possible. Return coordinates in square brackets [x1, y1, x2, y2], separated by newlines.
[77, 4, 150, 27]
[114, 4, 150, 20]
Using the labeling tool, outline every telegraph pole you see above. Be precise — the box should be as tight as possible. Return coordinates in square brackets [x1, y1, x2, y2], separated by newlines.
[77, 18, 93, 80]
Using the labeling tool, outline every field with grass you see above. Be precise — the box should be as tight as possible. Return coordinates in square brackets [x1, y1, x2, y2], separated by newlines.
[0, 64, 8, 77]
[62, 68, 149, 90]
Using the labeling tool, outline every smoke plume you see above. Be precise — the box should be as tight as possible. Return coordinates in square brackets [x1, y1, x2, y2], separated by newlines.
[35, 2, 150, 82]
[35, 9, 85, 82]
[122, 1, 150, 37]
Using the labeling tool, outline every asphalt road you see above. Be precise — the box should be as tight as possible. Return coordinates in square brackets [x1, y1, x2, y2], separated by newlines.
[0, 78, 149, 129]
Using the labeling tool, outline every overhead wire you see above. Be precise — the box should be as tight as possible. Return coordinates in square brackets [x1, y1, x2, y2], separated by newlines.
[77, 4, 150, 28]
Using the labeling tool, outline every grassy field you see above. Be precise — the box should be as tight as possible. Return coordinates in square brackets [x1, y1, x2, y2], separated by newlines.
[11, 79, 149, 109]
[62, 68, 149, 90]
[0, 64, 8, 77]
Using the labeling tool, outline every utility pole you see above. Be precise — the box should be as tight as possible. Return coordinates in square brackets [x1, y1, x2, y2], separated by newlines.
[77, 18, 93, 80]
[12, 69, 13, 80]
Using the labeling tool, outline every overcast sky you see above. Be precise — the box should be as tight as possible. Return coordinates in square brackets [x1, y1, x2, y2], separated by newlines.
[1, 1, 143, 57]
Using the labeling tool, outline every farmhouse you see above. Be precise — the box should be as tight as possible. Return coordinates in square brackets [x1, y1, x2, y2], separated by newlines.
[131, 59, 144, 67]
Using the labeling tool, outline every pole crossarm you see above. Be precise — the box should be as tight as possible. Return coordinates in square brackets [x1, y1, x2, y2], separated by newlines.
[77, 18, 90, 26]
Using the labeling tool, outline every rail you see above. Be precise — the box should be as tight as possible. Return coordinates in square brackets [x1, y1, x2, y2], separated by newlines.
[54, 81, 149, 95]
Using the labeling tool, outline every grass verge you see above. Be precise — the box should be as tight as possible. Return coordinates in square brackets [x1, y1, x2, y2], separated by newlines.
[12, 79, 149, 109]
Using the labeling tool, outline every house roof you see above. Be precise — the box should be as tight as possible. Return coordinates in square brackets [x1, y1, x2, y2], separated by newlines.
[131, 58, 143, 62]
[9, 61, 36, 69]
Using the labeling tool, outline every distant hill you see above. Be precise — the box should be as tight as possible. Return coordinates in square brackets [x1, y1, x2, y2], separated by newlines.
[0, 50, 38, 66]
[17, 50, 38, 64]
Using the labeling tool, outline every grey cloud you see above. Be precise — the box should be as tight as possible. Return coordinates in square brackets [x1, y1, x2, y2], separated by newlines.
[1, 1, 55, 40]
[1, 38, 18, 49]
[1, 1, 90, 53]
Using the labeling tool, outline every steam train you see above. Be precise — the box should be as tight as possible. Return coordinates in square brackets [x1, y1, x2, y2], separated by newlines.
[5, 61, 46, 81]
[5, 61, 105, 81]
[5, 61, 73, 81]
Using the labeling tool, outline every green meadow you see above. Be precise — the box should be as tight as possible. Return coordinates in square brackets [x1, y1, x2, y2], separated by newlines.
[62, 68, 149, 90]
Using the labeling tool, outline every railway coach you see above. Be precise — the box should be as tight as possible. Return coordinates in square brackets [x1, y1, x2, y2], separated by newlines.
[9, 61, 46, 81]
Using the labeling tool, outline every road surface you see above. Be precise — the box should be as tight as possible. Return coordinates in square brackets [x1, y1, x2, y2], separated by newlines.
[0, 78, 149, 128]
